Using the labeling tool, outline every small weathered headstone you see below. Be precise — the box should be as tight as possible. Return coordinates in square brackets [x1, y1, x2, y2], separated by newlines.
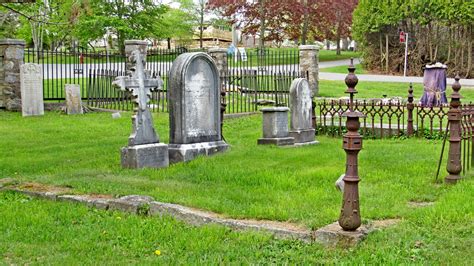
[289, 78, 317, 145]
[257, 107, 294, 146]
[20, 63, 44, 116]
[168, 52, 229, 163]
[335, 174, 345, 192]
[112, 112, 121, 119]
[113, 48, 168, 169]
[65, 84, 83, 115]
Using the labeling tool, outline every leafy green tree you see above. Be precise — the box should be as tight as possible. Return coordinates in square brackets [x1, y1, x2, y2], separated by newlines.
[156, 0, 195, 49]
[352, 0, 473, 77]
[74, 0, 168, 52]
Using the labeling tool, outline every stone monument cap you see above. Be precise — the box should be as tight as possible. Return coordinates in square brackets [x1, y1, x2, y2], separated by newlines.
[0, 39, 26, 45]
[298, 45, 319, 51]
[208, 47, 227, 53]
[261, 107, 290, 112]
[124, 40, 148, 46]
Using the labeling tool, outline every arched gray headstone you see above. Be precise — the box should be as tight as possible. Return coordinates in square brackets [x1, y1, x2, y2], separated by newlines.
[289, 78, 317, 145]
[168, 52, 228, 163]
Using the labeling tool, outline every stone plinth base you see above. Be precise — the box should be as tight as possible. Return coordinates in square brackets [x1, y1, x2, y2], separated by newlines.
[313, 222, 369, 247]
[121, 143, 169, 169]
[168, 141, 229, 164]
[313, 219, 400, 247]
[289, 128, 316, 144]
[258, 137, 295, 146]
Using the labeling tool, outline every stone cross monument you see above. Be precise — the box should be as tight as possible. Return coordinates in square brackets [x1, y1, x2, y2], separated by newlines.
[113, 49, 169, 169]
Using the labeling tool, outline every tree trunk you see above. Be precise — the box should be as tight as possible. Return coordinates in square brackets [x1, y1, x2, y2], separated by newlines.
[199, 6, 204, 49]
[336, 38, 341, 55]
[301, 0, 308, 45]
[258, 0, 265, 53]
[385, 34, 389, 73]
[167, 38, 171, 50]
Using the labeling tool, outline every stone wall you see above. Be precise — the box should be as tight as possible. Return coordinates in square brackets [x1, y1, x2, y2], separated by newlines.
[0, 39, 25, 110]
[299, 45, 319, 97]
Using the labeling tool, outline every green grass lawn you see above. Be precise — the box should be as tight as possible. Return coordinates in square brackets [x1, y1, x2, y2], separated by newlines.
[0, 111, 472, 263]
[321, 64, 367, 74]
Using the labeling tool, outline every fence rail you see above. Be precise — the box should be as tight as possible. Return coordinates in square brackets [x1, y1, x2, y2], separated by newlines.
[314, 99, 471, 138]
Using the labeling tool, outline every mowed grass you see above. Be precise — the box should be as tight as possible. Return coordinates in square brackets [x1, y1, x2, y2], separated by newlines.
[319, 80, 474, 101]
[0, 112, 468, 227]
[0, 111, 473, 263]
[1, 187, 472, 264]
[321, 64, 367, 74]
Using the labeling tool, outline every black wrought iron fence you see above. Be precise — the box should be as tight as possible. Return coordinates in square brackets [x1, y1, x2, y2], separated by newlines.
[86, 69, 167, 112]
[315, 99, 471, 139]
[25, 46, 304, 114]
[222, 70, 307, 114]
[460, 104, 474, 174]
[25, 47, 126, 101]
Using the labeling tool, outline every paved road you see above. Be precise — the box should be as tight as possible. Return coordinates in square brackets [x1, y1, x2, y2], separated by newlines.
[319, 58, 361, 68]
[319, 58, 474, 87]
[41, 57, 473, 87]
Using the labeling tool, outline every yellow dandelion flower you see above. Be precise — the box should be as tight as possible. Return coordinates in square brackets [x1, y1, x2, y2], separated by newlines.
[154, 250, 161, 256]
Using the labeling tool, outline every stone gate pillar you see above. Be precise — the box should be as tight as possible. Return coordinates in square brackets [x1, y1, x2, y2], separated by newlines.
[208, 47, 228, 139]
[0, 39, 25, 110]
[124, 40, 148, 72]
[299, 45, 319, 97]
[208, 48, 228, 73]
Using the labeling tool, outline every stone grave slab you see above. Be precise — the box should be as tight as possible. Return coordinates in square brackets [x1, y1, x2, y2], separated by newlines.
[289, 78, 317, 145]
[168, 52, 228, 163]
[258, 107, 294, 146]
[65, 84, 83, 115]
[20, 63, 43, 116]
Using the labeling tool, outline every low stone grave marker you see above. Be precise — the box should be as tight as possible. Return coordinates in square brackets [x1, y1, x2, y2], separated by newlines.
[257, 107, 295, 146]
[65, 84, 83, 115]
[289, 78, 317, 145]
[20, 63, 44, 116]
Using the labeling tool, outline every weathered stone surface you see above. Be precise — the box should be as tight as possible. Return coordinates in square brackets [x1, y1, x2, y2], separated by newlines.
[208, 48, 228, 73]
[108, 199, 143, 214]
[168, 141, 229, 164]
[65, 84, 83, 115]
[20, 63, 44, 116]
[168, 52, 228, 163]
[119, 194, 154, 203]
[289, 78, 317, 145]
[121, 143, 169, 169]
[124, 40, 148, 72]
[149, 201, 312, 241]
[313, 222, 369, 247]
[112, 112, 121, 119]
[257, 137, 295, 146]
[299, 45, 319, 96]
[0, 178, 18, 188]
[258, 107, 295, 146]
[1, 39, 25, 110]
[114, 41, 168, 169]
[113, 48, 163, 146]
[335, 174, 345, 192]
[313, 219, 400, 247]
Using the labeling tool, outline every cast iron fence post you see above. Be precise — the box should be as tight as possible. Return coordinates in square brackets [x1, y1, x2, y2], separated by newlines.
[338, 59, 365, 231]
[407, 83, 414, 136]
[445, 75, 463, 184]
